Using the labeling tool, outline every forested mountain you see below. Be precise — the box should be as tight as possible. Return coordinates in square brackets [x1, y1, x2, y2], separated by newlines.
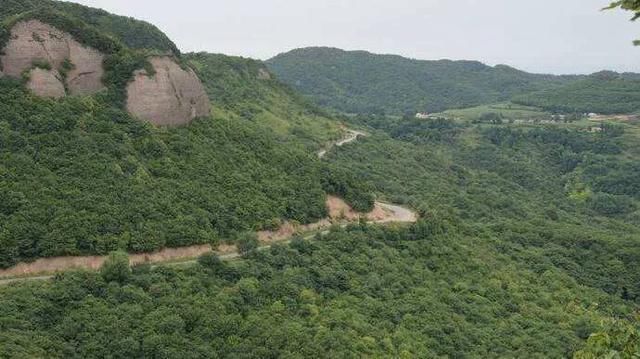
[0, 2, 639, 358]
[3, 107, 640, 357]
[267, 47, 578, 115]
[0, 1, 367, 267]
[513, 71, 640, 114]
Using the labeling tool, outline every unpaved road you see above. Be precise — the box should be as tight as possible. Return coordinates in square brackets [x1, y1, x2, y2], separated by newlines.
[318, 130, 366, 158]
[0, 200, 416, 285]
[0, 129, 416, 286]
[376, 202, 418, 223]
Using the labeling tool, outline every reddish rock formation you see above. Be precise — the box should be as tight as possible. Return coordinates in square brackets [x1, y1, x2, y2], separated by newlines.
[0, 19, 105, 96]
[126, 56, 211, 126]
[1, 20, 210, 126]
[26, 68, 66, 98]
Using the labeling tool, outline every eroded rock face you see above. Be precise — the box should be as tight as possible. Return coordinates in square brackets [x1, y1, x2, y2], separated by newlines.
[26, 68, 65, 98]
[257, 68, 272, 80]
[126, 56, 211, 126]
[0, 20, 105, 96]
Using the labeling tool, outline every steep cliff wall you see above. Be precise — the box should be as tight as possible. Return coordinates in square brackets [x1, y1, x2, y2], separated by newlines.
[126, 56, 211, 126]
[0, 19, 105, 97]
[1, 19, 210, 125]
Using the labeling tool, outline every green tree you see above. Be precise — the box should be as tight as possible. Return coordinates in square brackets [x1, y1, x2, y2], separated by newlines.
[100, 251, 131, 283]
[606, 1, 640, 44]
[574, 318, 640, 359]
[236, 232, 259, 255]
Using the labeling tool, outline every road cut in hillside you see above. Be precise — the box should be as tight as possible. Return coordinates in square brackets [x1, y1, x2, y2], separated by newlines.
[0, 128, 415, 284]
[0, 196, 416, 284]
[318, 129, 366, 158]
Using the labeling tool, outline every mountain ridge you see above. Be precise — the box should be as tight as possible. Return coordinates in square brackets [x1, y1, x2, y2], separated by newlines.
[267, 46, 640, 115]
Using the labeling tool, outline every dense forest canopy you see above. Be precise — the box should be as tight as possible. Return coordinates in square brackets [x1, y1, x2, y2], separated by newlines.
[0, 76, 330, 267]
[0, 1, 638, 358]
[0, 223, 636, 358]
[0, 3, 375, 268]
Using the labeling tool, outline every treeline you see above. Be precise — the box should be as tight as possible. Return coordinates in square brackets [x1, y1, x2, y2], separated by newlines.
[348, 114, 463, 145]
[0, 224, 634, 358]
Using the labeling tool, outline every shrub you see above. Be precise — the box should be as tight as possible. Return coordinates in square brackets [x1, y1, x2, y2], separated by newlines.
[100, 251, 131, 283]
[236, 232, 259, 255]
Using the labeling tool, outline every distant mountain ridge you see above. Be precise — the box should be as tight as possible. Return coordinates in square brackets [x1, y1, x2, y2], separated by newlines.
[266, 47, 582, 115]
[268, 47, 640, 115]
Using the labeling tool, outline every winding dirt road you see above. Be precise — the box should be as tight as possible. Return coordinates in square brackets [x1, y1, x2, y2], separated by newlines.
[0, 129, 416, 285]
[318, 130, 366, 158]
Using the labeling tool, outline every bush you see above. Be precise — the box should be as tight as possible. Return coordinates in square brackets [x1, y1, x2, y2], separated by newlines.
[321, 165, 375, 213]
[100, 251, 131, 283]
[236, 232, 259, 255]
[197, 252, 222, 269]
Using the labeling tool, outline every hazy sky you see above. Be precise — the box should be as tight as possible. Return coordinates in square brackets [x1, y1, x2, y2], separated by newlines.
[67, 0, 640, 74]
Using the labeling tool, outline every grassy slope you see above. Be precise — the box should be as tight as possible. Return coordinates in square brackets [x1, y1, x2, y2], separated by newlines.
[186, 52, 342, 149]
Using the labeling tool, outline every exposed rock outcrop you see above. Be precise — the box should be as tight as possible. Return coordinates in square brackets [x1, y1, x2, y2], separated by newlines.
[1, 19, 210, 126]
[26, 68, 66, 98]
[0, 19, 105, 96]
[126, 56, 211, 126]
[257, 68, 272, 80]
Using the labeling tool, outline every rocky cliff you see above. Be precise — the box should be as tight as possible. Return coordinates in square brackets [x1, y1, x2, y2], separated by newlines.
[0, 20, 105, 97]
[1, 19, 210, 125]
[126, 56, 211, 126]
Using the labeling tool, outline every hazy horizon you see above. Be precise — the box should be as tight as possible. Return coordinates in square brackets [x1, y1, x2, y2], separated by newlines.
[66, 0, 640, 75]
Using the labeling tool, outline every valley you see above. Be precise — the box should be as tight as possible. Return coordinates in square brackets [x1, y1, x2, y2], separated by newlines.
[0, 1, 638, 358]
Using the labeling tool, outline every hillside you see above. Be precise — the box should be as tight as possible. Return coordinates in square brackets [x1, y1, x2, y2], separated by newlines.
[2, 105, 640, 357]
[0, 0, 179, 54]
[0, 4, 362, 268]
[513, 71, 640, 114]
[185, 52, 341, 146]
[0, 3, 639, 358]
[266, 47, 577, 115]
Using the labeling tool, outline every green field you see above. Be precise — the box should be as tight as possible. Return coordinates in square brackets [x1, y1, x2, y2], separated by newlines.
[437, 103, 551, 122]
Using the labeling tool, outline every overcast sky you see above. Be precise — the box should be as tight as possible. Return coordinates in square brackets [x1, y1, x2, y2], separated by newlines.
[67, 0, 640, 74]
